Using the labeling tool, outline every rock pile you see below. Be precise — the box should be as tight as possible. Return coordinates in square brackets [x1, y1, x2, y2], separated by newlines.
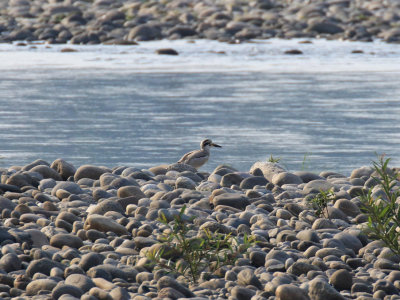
[0, 158, 400, 300]
[0, 0, 400, 44]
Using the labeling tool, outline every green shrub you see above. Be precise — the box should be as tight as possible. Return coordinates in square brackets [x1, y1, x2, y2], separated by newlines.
[146, 206, 256, 283]
[360, 155, 400, 256]
[308, 189, 335, 219]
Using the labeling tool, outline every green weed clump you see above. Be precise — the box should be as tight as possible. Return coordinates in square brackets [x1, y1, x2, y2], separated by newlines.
[360, 155, 400, 256]
[268, 154, 281, 163]
[146, 206, 256, 283]
[308, 189, 335, 219]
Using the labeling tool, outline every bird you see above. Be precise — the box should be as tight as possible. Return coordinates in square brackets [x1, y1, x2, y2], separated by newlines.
[178, 139, 221, 169]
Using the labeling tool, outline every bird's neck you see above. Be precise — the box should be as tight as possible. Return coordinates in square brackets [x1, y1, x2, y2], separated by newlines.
[202, 145, 211, 152]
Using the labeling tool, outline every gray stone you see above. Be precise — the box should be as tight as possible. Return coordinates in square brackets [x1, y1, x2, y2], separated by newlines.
[74, 165, 111, 181]
[303, 180, 333, 193]
[276, 284, 309, 300]
[88, 199, 124, 215]
[26, 258, 65, 277]
[65, 274, 96, 293]
[287, 261, 319, 276]
[296, 229, 320, 243]
[272, 172, 303, 186]
[51, 283, 83, 299]
[250, 162, 286, 181]
[109, 287, 130, 300]
[329, 269, 352, 291]
[265, 249, 290, 263]
[220, 173, 243, 187]
[308, 21, 344, 34]
[175, 176, 197, 189]
[308, 278, 346, 300]
[0, 253, 21, 272]
[31, 165, 62, 181]
[79, 252, 105, 271]
[237, 268, 262, 289]
[333, 232, 363, 253]
[212, 193, 250, 210]
[294, 171, 324, 183]
[333, 199, 360, 217]
[240, 176, 268, 189]
[350, 166, 374, 179]
[158, 287, 185, 299]
[52, 181, 83, 196]
[84, 214, 128, 235]
[51, 158, 76, 180]
[50, 233, 83, 249]
[157, 276, 195, 297]
[230, 286, 256, 300]
[128, 24, 162, 41]
[26, 279, 58, 296]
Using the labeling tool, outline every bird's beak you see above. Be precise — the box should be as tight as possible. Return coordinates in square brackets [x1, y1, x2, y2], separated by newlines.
[212, 143, 222, 148]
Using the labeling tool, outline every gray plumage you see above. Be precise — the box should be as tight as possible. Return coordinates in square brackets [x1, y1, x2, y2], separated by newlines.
[178, 139, 221, 169]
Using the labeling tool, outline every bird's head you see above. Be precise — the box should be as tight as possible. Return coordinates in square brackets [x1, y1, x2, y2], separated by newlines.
[201, 139, 222, 149]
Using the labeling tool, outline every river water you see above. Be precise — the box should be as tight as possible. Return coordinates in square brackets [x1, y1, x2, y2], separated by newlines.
[0, 39, 399, 174]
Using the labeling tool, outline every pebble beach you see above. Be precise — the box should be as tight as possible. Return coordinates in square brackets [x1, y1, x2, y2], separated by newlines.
[0, 158, 400, 300]
[1, 0, 400, 45]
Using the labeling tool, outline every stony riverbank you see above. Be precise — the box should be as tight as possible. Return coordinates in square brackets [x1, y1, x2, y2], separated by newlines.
[0, 158, 400, 300]
[1, 0, 400, 45]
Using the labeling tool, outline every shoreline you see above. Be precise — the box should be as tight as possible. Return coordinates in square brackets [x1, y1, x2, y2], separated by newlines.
[0, 158, 399, 299]
[1, 0, 400, 45]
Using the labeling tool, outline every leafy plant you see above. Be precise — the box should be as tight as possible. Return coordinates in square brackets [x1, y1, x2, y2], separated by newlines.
[360, 155, 400, 256]
[268, 154, 281, 163]
[308, 189, 335, 219]
[147, 206, 256, 283]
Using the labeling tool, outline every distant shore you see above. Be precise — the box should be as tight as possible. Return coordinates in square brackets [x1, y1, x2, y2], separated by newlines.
[1, 0, 400, 45]
[0, 158, 399, 299]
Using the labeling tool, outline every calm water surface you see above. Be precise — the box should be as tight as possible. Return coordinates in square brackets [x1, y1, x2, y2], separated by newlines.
[0, 40, 399, 174]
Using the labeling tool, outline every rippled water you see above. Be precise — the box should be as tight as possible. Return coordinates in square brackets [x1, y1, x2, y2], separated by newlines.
[0, 39, 399, 174]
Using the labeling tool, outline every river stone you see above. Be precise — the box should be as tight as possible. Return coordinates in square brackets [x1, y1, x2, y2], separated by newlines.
[272, 172, 303, 186]
[65, 274, 95, 293]
[333, 199, 360, 217]
[31, 165, 62, 180]
[276, 284, 309, 300]
[158, 287, 185, 299]
[109, 287, 130, 300]
[308, 21, 344, 34]
[26, 229, 49, 248]
[350, 166, 374, 179]
[250, 162, 286, 181]
[74, 165, 111, 181]
[6, 173, 35, 188]
[22, 159, 50, 170]
[220, 173, 243, 187]
[230, 286, 256, 300]
[294, 171, 324, 183]
[157, 276, 195, 297]
[0, 197, 17, 211]
[84, 214, 128, 235]
[52, 283, 83, 299]
[79, 252, 105, 271]
[26, 258, 66, 277]
[50, 233, 83, 249]
[0, 253, 21, 272]
[303, 180, 333, 193]
[175, 176, 197, 189]
[26, 279, 58, 296]
[50, 158, 76, 180]
[52, 181, 83, 196]
[128, 24, 162, 41]
[373, 279, 398, 294]
[296, 229, 320, 243]
[266, 249, 290, 263]
[212, 193, 250, 210]
[288, 261, 319, 276]
[237, 268, 262, 289]
[240, 176, 268, 189]
[308, 278, 346, 300]
[156, 48, 179, 55]
[329, 269, 352, 291]
[117, 186, 145, 199]
[88, 199, 124, 215]
[312, 218, 338, 230]
[333, 232, 363, 253]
